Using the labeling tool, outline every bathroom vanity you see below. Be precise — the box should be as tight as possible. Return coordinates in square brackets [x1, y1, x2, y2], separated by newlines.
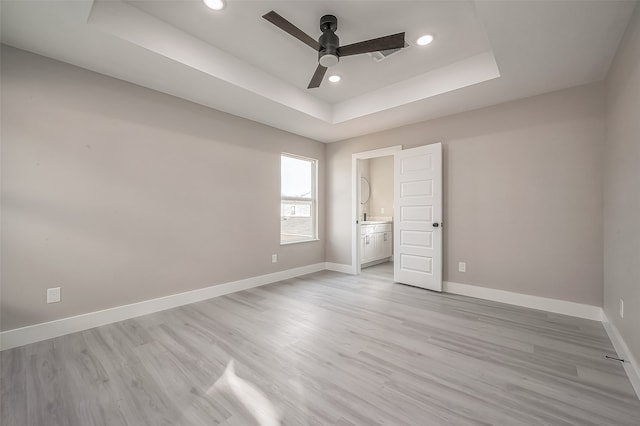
[360, 221, 392, 266]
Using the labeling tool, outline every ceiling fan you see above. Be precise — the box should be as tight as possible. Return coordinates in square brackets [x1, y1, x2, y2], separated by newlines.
[263, 11, 406, 89]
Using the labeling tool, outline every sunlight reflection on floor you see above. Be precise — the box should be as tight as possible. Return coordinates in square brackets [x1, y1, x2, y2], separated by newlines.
[209, 359, 281, 426]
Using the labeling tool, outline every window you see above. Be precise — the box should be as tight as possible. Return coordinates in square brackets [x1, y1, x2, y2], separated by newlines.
[281, 153, 317, 244]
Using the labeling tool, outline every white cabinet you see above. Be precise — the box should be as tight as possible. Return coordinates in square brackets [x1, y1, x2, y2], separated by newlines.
[361, 233, 368, 262]
[360, 223, 392, 265]
[380, 231, 392, 259]
[362, 234, 374, 263]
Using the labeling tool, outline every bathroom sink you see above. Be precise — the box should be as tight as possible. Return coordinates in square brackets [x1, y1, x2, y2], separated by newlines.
[361, 220, 391, 225]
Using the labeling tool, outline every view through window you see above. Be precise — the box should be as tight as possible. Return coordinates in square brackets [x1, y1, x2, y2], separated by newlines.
[281, 154, 317, 243]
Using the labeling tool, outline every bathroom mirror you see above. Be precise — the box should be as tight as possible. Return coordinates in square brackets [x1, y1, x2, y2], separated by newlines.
[360, 177, 371, 204]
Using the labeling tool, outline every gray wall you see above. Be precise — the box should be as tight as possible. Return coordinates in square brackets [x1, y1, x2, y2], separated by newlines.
[0, 46, 325, 331]
[604, 4, 640, 363]
[368, 156, 394, 219]
[326, 83, 605, 307]
[358, 156, 393, 220]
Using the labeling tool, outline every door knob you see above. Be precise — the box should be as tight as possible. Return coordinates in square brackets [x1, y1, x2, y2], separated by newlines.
[432, 223, 439, 228]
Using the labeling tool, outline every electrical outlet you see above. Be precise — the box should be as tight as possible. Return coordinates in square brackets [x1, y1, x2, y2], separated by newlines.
[620, 298, 624, 319]
[381, 207, 385, 214]
[458, 262, 466, 273]
[47, 287, 61, 304]
[271, 254, 278, 263]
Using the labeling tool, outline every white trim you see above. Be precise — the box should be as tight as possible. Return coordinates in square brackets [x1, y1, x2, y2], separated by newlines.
[0, 263, 325, 351]
[602, 314, 640, 400]
[351, 145, 402, 275]
[361, 258, 393, 269]
[444, 281, 603, 321]
[325, 262, 355, 274]
[352, 146, 403, 161]
[280, 238, 320, 246]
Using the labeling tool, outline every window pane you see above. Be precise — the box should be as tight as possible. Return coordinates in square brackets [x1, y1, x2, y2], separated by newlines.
[281, 200, 314, 243]
[281, 154, 316, 244]
[281, 155, 312, 198]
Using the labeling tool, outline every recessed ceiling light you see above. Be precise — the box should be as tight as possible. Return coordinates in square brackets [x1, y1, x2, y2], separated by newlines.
[416, 34, 434, 46]
[203, 0, 226, 11]
[328, 75, 341, 83]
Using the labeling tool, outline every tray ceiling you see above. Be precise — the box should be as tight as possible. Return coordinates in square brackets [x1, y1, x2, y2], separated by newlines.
[1, 1, 635, 142]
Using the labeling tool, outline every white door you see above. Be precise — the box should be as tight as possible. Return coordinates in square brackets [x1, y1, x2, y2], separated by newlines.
[393, 143, 442, 291]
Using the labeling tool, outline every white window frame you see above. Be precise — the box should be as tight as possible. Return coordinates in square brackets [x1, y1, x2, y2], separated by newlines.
[281, 153, 318, 245]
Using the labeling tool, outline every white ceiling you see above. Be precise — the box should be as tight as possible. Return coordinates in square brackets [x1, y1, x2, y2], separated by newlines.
[126, 0, 493, 104]
[1, 1, 636, 142]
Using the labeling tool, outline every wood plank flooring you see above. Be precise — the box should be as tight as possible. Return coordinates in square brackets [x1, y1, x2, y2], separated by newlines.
[2, 263, 639, 425]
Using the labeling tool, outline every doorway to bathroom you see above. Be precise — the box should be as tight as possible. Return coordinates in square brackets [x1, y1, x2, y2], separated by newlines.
[358, 155, 395, 271]
[352, 146, 401, 276]
[352, 144, 443, 292]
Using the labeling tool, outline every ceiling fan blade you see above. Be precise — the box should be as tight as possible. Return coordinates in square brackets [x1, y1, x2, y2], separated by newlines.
[337, 32, 405, 57]
[262, 11, 320, 51]
[307, 64, 327, 89]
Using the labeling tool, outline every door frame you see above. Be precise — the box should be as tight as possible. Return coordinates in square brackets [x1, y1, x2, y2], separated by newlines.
[351, 145, 403, 275]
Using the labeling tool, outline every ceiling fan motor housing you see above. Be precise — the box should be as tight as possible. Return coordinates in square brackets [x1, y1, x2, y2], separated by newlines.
[318, 15, 339, 67]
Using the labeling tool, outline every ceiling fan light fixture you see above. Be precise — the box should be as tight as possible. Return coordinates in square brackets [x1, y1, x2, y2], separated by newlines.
[328, 75, 341, 83]
[416, 34, 434, 46]
[319, 53, 339, 67]
[203, 0, 226, 11]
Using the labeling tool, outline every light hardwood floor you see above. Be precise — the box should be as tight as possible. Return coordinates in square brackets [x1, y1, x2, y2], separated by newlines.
[2, 263, 639, 425]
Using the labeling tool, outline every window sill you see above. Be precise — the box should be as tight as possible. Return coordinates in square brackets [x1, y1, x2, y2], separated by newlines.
[280, 238, 320, 246]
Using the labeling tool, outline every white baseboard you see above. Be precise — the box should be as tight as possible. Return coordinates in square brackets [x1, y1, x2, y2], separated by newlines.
[444, 281, 603, 321]
[361, 257, 393, 269]
[0, 263, 325, 351]
[324, 262, 355, 274]
[602, 314, 640, 400]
